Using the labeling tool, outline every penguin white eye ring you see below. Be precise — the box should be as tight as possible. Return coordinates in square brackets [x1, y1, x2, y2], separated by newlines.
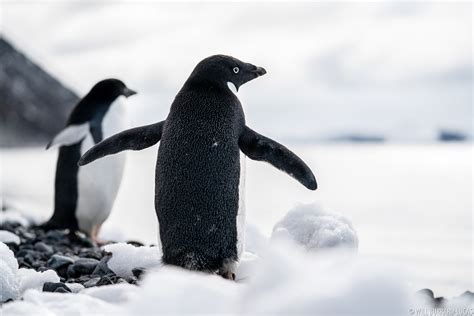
[233, 67, 239, 74]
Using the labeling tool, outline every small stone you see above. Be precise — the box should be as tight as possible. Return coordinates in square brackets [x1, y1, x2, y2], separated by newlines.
[83, 277, 100, 288]
[34, 242, 53, 254]
[47, 254, 75, 269]
[45, 230, 65, 241]
[5, 242, 19, 252]
[67, 258, 99, 278]
[66, 282, 85, 293]
[43, 282, 72, 293]
[126, 240, 144, 247]
[132, 267, 146, 280]
[96, 274, 119, 286]
[92, 255, 114, 277]
[54, 287, 70, 293]
[78, 249, 103, 260]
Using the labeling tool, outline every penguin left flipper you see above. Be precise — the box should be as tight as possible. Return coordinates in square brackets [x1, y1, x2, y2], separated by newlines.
[78, 121, 165, 166]
[46, 123, 90, 149]
[239, 126, 317, 190]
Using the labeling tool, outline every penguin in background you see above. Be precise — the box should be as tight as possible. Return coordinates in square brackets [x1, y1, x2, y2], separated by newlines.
[43, 79, 137, 242]
[79, 56, 317, 279]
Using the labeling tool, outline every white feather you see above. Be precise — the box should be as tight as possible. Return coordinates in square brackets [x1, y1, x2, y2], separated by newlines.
[47, 123, 89, 149]
[227, 82, 238, 95]
[236, 153, 246, 258]
[76, 97, 127, 234]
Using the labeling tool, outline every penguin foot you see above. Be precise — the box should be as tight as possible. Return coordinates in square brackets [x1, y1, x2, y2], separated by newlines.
[217, 259, 237, 281]
[218, 271, 236, 281]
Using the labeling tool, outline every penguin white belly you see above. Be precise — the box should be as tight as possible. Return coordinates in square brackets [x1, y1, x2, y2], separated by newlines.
[236, 153, 246, 258]
[76, 99, 127, 234]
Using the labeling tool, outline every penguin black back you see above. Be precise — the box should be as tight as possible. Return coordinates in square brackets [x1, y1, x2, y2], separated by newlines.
[78, 55, 316, 278]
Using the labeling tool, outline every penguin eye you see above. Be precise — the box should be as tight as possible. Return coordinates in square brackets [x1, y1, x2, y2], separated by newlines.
[233, 67, 239, 74]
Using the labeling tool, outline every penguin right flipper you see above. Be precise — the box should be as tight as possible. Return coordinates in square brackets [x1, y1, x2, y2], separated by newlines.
[46, 123, 90, 149]
[239, 126, 317, 190]
[78, 121, 165, 166]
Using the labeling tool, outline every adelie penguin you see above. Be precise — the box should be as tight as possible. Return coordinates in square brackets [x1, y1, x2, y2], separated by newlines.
[79, 56, 317, 279]
[43, 79, 137, 242]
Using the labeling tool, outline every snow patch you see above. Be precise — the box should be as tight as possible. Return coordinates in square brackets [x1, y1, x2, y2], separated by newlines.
[103, 243, 161, 278]
[0, 230, 20, 245]
[0, 242, 59, 303]
[272, 203, 358, 251]
[0, 210, 31, 227]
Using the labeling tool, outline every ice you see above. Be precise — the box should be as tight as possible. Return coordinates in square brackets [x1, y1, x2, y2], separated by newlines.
[0, 242, 59, 303]
[102, 243, 161, 278]
[0, 230, 20, 245]
[272, 203, 358, 251]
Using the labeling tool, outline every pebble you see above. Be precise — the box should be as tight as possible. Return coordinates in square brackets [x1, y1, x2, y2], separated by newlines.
[34, 242, 54, 254]
[83, 277, 100, 288]
[67, 258, 100, 278]
[92, 255, 115, 277]
[0, 218, 148, 302]
[132, 267, 146, 280]
[43, 282, 72, 293]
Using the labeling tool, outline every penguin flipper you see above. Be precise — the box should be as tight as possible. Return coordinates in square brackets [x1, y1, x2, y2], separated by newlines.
[46, 123, 90, 149]
[238, 126, 317, 190]
[78, 121, 165, 166]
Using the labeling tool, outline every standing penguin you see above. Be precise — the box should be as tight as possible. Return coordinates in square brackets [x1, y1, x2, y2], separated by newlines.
[79, 56, 316, 278]
[43, 79, 137, 242]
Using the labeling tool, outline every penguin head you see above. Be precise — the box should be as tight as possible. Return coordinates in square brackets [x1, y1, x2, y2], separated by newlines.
[188, 55, 266, 92]
[88, 79, 137, 102]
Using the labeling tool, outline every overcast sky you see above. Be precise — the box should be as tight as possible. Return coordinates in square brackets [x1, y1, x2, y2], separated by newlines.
[1, 1, 472, 141]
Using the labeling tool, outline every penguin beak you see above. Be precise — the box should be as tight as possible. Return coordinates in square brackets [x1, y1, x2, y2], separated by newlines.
[123, 87, 137, 98]
[251, 66, 267, 77]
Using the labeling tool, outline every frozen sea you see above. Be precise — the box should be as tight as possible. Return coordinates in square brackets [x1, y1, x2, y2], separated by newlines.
[1, 143, 472, 297]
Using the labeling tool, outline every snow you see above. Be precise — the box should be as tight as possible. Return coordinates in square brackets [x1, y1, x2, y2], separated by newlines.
[102, 243, 161, 278]
[0, 230, 20, 245]
[16, 268, 59, 294]
[1, 240, 411, 315]
[272, 203, 358, 251]
[0, 209, 31, 227]
[0, 242, 59, 303]
[0, 243, 19, 302]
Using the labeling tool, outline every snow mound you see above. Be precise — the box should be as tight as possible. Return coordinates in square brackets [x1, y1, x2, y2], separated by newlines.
[245, 223, 268, 255]
[272, 203, 358, 251]
[0, 230, 20, 245]
[0, 242, 59, 303]
[0, 243, 19, 302]
[103, 243, 161, 278]
[0, 210, 30, 227]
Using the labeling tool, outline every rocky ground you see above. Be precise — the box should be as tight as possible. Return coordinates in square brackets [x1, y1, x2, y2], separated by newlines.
[0, 205, 472, 312]
[0, 221, 146, 297]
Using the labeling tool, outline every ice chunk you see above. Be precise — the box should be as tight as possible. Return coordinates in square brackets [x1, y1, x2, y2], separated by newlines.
[272, 203, 358, 251]
[0, 243, 20, 302]
[0, 230, 20, 245]
[103, 243, 161, 278]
